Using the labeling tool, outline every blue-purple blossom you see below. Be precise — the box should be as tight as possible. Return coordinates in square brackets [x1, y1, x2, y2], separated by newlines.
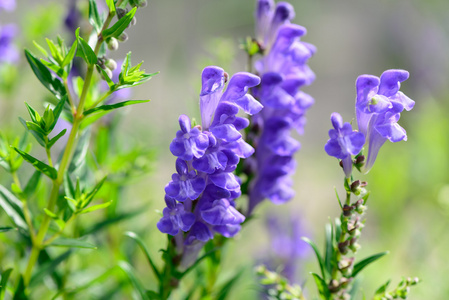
[248, 0, 315, 213]
[325, 113, 365, 177]
[0, 0, 15, 11]
[0, 24, 19, 64]
[158, 66, 262, 267]
[356, 69, 414, 173]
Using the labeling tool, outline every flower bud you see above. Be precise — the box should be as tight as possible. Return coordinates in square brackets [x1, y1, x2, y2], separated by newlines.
[131, 17, 137, 26]
[102, 68, 112, 80]
[105, 58, 117, 71]
[118, 32, 129, 42]
[328, 279, 340, 293]
[355, 155, 365, 164]
[338, 257, 354, 272]
[107, 37, 119, 51]
[117, 8, 128, 19]
[338, 240, 349, 254]
[342, 204, 354, 217]
[97, 56, 106, 69]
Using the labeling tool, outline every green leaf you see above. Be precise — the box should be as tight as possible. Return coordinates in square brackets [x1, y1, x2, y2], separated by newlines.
[40, 59, 65, 78]
[83, 100, 150, 116]
[33, 40, 49, 57]
[302, 237, 327, 281]
[12, 147, 57, 179]
[124, 231, 161, 280]
[19, 117, 46, 147]
[352, 251, 389, 277]
[334, 217, 342, 244]
[61, 39, 77, 69]
[26, 121, 47, 136]
[24, 50, 65, 99]
[46, 38, 63, 64]
[49, 96, 67, 131]
[77, 35, 97, 65]
[49, 237, 97, 249]
[81, 206, 147, 236]
[0, 185, 27, 231]
[79, 201, 112, 214]
[349, 277, 361, 300]
[0, 226, 16, 233]
[24, 102, 40, 124]
[88, 0, 102, 33]
[324, 222, 334, 277]
[47, 129, 67, 148]
[13, 276, 27, 300]
[29, 250, 72, 288]
[105, 0, 116, 13]
[374, 279, 391, 295]
[83, 176, 107, 207]
[96, 65, 114, 87]
[68, 129, 90, 173]
[311, 273, 331, 300]
[215, 269, 244, 300]
[0, 268, 13, 299]
[102, 7, 137, 40]
[118, 261, 150, 300]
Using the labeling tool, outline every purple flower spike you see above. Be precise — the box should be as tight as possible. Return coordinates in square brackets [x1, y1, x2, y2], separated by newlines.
[156, 196, 195, 236]
[170, 115, 209, 161]
[0, 24, 19, 64]
[0, 0, 15, 11]
[325, 113, 365, 177]
[165, 159, 206, 202]
[355, 69, 414, 173]
[185, 222, 214, 244]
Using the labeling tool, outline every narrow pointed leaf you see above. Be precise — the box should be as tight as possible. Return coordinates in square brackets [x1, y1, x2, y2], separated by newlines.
[118, 261, 150, 300]
[77, 36, 97, 65]
[83, 100, 150, 116]
[48, 238, 97, 249]
[48, 129, 67, 148]
[105, 0, 116, 13]
[302, 237, 327, 281]
[19, 118, 46, 147]
[29, 250, 72, 288]
[324, 222, 334, 276]
[0, 268, 13, 299]
[24, 50, 65, 99]
[84, 176, 107, 207]
[124, 231, 161, 280]
[13, 276, 27, 300]
[88, 0, 102, 32]
[311, 273, 331, 300]
[24, 171, 42, 198]
[12, 147, 57, 179]
[352, 251, 389, 277]
[0, 226, 15, 233]
[0, 185, 27, 231]
[79, 201, 112, 214]
[61, 40, 77, 68]
[374, 279, 391, 295]
[102, 7, 137, 40]
[216, 269, 244, 300]
[49, 96, 67, 131]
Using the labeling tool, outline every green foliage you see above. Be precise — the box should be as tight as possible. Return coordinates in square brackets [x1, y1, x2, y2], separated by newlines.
[102, 8, 137, 40]
[12, 147, 57, 179]
[115, 52, 158, 90]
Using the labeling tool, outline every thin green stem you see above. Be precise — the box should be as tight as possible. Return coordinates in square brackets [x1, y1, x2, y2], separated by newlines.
[87, 90, 112, 110]
[42, 214, 76, 247]
[63, 79, 76, 114]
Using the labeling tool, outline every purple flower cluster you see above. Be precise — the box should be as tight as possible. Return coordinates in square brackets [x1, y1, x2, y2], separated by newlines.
[325, 69, 414, 176]
[248, 0, 315, 213]
[356, 69, 414, 173]
[0, 24, 19, 64]
[157, 66, 262, 250]
[0, 0, 15, 12]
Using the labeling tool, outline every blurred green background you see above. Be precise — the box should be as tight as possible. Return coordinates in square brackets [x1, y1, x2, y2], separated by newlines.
[1, 0, 449, 299]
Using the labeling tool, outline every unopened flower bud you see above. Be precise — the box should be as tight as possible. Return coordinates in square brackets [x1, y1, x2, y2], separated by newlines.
[343, 205, 354, 217]
[338, 257, 354, 271]
[117, 8, 128, 19]
[131, 17, 137, 26]
[338, 240, 349, 254]
[105, 58, 117, 71]
[118, 32, 129, 42]
[350, 180, 360, 192]
[103, 68, 112, 80]
[328, 279, 339, 293]
[107, 37, 119, 51]
[355, 155, 365, 164]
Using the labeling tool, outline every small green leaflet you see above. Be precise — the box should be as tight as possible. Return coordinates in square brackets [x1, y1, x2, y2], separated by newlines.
[83, 100, 150, 116]
[12, 147, 57, 179]
[102, 7, 137, 40]
[48, 237, 97, 249]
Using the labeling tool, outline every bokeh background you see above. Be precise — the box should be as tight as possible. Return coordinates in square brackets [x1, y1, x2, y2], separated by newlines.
[1, 0, 449, 298]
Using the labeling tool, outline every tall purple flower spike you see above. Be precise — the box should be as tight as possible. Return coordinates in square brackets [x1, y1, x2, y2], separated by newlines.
[324, 113, 365, 177]
[158, 66, 262, 268]
[0, 24, 19, 64]
[248, 0, 315, 213]
[0, 0, 15, 11]
[356, 69, 414, 173]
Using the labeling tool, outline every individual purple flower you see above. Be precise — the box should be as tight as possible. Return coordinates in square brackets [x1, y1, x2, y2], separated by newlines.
[248, 0, 315, 213]
[164, 158, 206, 202]
[0, 24, 19, 64]
[355, 69, 414, 173]
[158, 66, 261, 267]
[324, 113, 365, 177]
[157, 196, 195, 236]
[0, 0, 15, 11]
[170, 115, 209, 161]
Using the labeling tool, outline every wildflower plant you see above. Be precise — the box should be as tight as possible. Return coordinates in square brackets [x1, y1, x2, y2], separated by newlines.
[0, 0, 424, 299]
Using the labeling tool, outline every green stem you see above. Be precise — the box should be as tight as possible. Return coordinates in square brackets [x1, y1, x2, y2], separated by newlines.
[87, 90, 112, 110]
